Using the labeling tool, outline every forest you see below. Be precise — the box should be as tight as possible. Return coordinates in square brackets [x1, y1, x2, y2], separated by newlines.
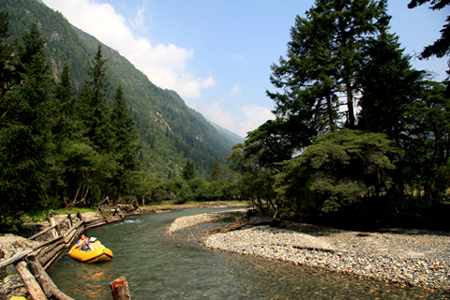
[1, 0, 450, 232]
[226, 0, 450, 230]
[0, 8, 242, 232]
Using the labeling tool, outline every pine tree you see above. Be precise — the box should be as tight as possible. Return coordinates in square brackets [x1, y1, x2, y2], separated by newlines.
[52, 63, 77, 143]
[0, 8, 17, 120]
[182, 159, 197, 180]
[210, 157, 223, 182]
[0, 22, 53, 227]
[266, 0, 389, 155]
[77, 44, 112, 152]
[357, 31, 425, 139]
[110, 84, 142, 202]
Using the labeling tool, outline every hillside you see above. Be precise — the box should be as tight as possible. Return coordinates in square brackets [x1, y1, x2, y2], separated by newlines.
[1, 0, 237, 178]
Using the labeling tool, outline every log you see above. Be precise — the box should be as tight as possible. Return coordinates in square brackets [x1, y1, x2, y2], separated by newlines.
[0, 250, 31, 269]
[76, 211, 84, 222]
[65, 224, 85, 248]
[15, 261, 47, 300]
[47, 215, 59, 239]
[28, 225, 56, 240]
[27, 254, 75, 300]
[37, 240, 65, 267]
[106, 215, 124, 224]
[215, 220, 248, 233]
[98, 205, 108, 218]
[63, 225, 77, 243]
[85, 219, 106, 229]
[43, 246, 65, 270]
[32, 235, 63, 251]
[67, 213, 73, 228]
[110, 276, 131, 300]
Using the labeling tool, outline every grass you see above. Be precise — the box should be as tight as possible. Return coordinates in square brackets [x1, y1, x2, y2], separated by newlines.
[20, 207, 99, 223]
[19, 200, 249, 223]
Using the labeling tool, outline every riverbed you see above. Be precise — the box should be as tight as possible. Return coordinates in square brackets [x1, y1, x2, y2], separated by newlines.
[48, 208, 449, 299]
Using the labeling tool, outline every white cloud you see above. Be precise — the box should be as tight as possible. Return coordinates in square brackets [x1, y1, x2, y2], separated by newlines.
[201, 101, 274, 138]
[129, 7, 147, 32]
[229, 84, 241, 98]
[232, 53, 245, 61]
[201, 101, 238, 133]
[42, 0, 214, 99]
[238, 104, 275, 137]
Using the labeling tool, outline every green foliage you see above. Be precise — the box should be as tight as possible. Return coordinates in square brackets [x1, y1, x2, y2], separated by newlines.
[181, 159, 197, 180]
[226, 143, 279, 215]
[402, 81, 450, 201]
[0, 21, 53, 229]
[267, 0, 390, 153]
[276, 130, 400, 215]
[1, 0, 237, 181]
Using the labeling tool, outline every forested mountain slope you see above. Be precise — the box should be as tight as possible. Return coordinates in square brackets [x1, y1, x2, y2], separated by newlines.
[1, 0, 236, 178]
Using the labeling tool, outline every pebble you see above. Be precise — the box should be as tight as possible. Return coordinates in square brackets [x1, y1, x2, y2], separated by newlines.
[168, 211, 450, 291]
[167, 209, 247, 233]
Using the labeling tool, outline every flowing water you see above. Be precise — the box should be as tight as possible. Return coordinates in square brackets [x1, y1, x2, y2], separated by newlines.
[48, 208, 448, 299]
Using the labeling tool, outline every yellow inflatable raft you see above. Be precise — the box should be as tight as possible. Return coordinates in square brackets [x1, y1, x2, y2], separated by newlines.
[69, 244, 113, 263]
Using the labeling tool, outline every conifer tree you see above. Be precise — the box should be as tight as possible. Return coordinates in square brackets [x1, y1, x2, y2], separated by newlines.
[210, 157, 223, 182]
[0, 22, 53, 226]
[77, 44, 112, 152]
[182, 159, 197, 180]
[110, 84, 142, 202]
[0, 8, 17, 119]
[52, 63, 77, 143]
[266, 0, 389, 155]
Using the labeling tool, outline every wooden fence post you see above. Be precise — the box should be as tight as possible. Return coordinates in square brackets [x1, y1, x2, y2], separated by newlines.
[110, 276, 131, 300]
[67, 213, 73, 228]
[47, 214, 59, 239]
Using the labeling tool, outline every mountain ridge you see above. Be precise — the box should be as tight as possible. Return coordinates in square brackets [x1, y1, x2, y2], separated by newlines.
[1, 0, 238, 178]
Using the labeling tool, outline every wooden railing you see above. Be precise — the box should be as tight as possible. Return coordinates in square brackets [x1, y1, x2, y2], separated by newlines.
[0, 208, 155, 300]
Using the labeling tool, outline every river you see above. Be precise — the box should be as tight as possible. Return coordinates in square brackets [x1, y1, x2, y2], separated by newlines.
[48, 208, 447, 299]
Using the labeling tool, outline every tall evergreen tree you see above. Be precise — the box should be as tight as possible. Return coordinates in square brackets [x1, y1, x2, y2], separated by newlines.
[52, 63, 77, 143]
[0, 22, 53, 227]
[266, 0, 389, 157]
[403, 81, 450, 202]
[110, 84, 142, 202]
[182, 159, 197, 180]
[357, 31, 425, 139]
[210, 157, 223, 182]
[0, 8, 17, 120]
[77, 44, 112, 152]
[357, 29, 427, 196]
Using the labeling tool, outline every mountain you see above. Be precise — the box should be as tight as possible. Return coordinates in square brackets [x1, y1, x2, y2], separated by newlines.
[209, 122, 245, 146]
[1, 0, 238, 179]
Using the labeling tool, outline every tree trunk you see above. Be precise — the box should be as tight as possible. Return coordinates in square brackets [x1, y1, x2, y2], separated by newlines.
[110, 276, 131, 300]
[15, 261, 47, 300]
[26, 254, 75, 300]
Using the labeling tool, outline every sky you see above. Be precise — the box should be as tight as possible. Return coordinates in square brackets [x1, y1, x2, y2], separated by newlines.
[41, 0, 448, 137]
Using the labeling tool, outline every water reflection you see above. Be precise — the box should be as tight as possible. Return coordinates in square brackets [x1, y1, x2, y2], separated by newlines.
[48, 208, 449, 299]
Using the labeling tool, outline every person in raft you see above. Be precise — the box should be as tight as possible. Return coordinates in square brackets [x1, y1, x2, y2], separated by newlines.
[87, 237, 102, 251]
[75, 234, 90, 251]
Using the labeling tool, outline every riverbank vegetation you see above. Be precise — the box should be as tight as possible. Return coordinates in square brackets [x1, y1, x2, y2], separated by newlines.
[227, 0, 450, 230]
[1, 0, 450, 233]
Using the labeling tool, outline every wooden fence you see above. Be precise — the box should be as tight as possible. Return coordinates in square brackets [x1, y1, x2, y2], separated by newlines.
[0, 208, 162, 300]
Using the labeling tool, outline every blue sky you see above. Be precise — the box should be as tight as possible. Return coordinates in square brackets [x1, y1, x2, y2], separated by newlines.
[42, 0, 448, 137]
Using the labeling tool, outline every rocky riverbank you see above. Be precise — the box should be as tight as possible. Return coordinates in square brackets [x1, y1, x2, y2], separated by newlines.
[167, 210, 450, 292]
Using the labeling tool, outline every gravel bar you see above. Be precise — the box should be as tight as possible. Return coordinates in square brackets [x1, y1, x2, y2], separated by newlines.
[167, 211, 450, 292]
